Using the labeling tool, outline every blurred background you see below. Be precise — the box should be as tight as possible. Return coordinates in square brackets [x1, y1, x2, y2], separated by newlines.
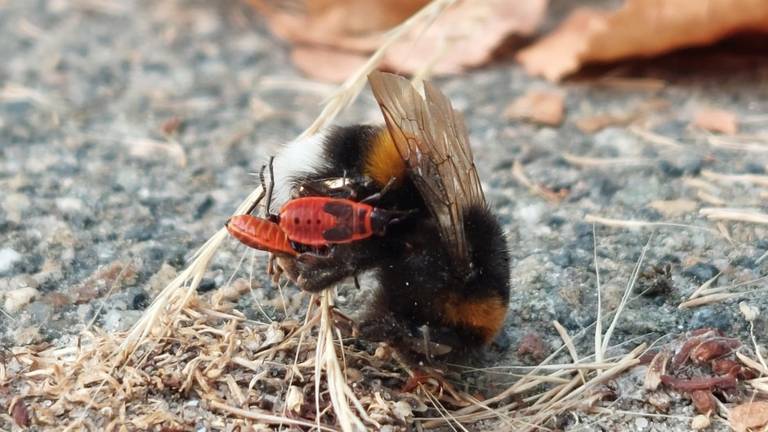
[1, 0, 767, 429]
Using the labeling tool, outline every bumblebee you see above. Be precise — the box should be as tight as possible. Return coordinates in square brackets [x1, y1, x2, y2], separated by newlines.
[259, 72, 511, 351]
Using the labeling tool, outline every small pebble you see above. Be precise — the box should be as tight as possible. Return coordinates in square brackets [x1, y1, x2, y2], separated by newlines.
[101, 309, 143, 332]
[2, 193, 30, 223]
[4, 286, 39, 313]
[634, 417, 649, 430]
[0, 248, 22, 274]
[691, 415, 710, 430]
[198, 277, 217, 292]
[682, 262, 720, 283]
[55, 197, 85, 214]
[14, 325, 42, 345]
[690, 307, 731, 331]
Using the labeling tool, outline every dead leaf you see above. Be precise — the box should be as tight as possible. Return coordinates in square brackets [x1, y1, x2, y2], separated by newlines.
[690, 390, 716, 414]
[517, 0, 768, 81]
[291, 47, 369, 85]
[693, 108, 738, 135]
[383, 0, 547, 76]
[575, 113, 634, 133]
[575, 98, 669, 133]
[251, 0, 548, 82]
[250, 0, 423, 52]
[505, 90, 565, 126]
[729, 401, 768, 432]
[648, 199, 698, 217]
[10, 398, 30, 427]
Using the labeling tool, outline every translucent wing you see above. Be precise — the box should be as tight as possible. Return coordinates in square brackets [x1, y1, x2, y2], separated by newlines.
[368, 71, 485, 270]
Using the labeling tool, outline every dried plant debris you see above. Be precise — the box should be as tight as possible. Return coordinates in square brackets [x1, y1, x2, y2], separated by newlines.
[517, 0, 768, 81]
[0, 294, 437, 431]
[251, 0, 548, 81]
[730, 401, 768, 432]
[693, 107, 739, 135]
[505, 90, 565, 126]
[642, 328, 767, 418]
[1, 284, 723, 432]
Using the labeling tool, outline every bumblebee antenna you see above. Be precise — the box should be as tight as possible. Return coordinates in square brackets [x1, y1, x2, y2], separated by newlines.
[245, 163, 268, 216]
[265, 156, 275, 214]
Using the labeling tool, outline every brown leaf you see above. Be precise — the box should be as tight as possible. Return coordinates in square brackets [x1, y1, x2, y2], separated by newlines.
[661, 374, 737, 391]
[291, 47, 368, 83]
[516, 332, 547, 363]
[251, 0, 548, 82]
[690, 390, 716, 414]
[693, 108, 739, 135]
[575, 98, 669, 133]
[383, 0, 547, 76]
[729, 401, 768, 432]
[575, 113, 634, 133]
[505, 90, 565, 126]
[690, 338, 741, 363]
[517, 0, 768, 81]
[11, 398, 30, 427]
[249, 0, 424, 52]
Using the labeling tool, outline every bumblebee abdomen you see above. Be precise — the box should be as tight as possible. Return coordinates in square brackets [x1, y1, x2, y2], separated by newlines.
[440, 294, 508, 344]
[363, 128, 407, 187]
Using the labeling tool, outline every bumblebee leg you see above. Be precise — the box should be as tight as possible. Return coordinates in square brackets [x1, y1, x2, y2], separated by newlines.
[267, 253, 285, 286]
[491, 330, 511, 352]
[273, 255, 299, 284]
[264, 156, 275, 214]
[357, 310, 415, 347]
[360, 176, 396, 205]
[295, 176, 375, 200]
[292, 242, 373, 292]
[294, 252, 356, 292]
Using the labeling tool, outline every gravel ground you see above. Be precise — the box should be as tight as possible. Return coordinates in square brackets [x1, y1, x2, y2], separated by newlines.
[1, 0, 767, 430]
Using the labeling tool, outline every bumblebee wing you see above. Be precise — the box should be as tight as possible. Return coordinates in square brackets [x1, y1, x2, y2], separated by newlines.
[368, 71, 484, 270]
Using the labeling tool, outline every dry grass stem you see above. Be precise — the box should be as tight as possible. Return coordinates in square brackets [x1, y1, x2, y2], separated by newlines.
[629, 126, 683, 147]
[512, 159, 566, 203]
[599, 235, 651, 358]
[593, 224, 604, 364]
[562, 153, 653, 168]
[584, 214, 721, 236]
[701, 170, 768, 187]
[687, 271, 722, 300]
[707, 134, 768, 153]
[699, 207, 768, 225]
[553, 321, 586, 384]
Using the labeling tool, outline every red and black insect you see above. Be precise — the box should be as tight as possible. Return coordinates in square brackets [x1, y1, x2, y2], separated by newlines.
[226, 214, 298, 256]
[226, 159, 411, 255]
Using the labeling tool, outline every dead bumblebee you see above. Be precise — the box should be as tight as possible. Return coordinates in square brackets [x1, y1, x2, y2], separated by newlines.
[237, 71, 511, 352]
